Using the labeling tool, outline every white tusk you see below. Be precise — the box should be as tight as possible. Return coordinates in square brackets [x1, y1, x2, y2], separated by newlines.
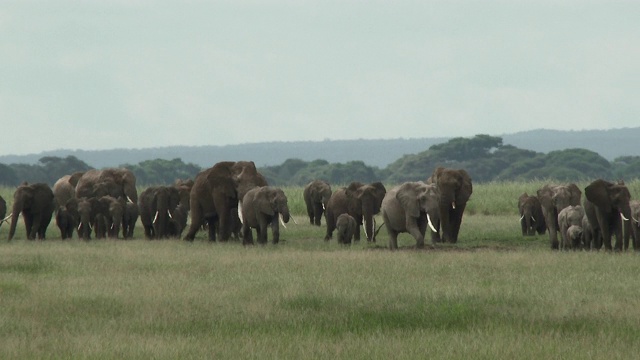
[363, 221, 369, 240]
[621, 213, 630, 222]
[127, 196, 133, 204]
[291, 215, 298, 225]
[238, 201, 243, 224]
[451, 201, 456, 210]
[78, 223, 82, 231]
[167, 209, 173, 219]
[279, 214, 287, 228]
[520, 214, 525, 222]
[322, 203, 325, 210]
[427, 213, 437, 233]
[2, 214, 11, 221]
[531, 216, 536, 222]
[153, 210, 159, 224]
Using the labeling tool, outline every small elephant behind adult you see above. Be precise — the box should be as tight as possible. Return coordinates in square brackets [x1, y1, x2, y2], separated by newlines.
[241, 186, 290, 245]
[537, 183, 582, 249]
[566, 225, 583, 249]
[56, 198, 79, 239]
[336, 213, 357, 244]
[381, 181, 440, 250]
[517, 192, 546, 236]
[557, 205, 585, 250]
[303, 180, 332, 226]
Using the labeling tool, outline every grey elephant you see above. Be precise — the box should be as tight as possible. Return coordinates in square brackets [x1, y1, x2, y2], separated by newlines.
[76, 168, 138, 203]
[324, 181, 386, 242]
[55, 198, 79, 239]
[97, 195, 125, 239]
[336, 213, 357, 244]
[557, 205, 585, 250]
[77, 197, 100, 240]
[53, 172, 85, 208]
[122, 201, 139, 239]
[427, 167, 472, 244]
[584, 179, 632, 251]
[537, 183, 582, 249]
[518, 192, 546, 236]
[241, 186, 290, 245]
[139, 185, 183, 239]
[0, 195, 8, 231]
[167, 203, 189, 238]
[381, 181, 440, 250]
[8, 183, 56, 241]
[630, 200, 640, 251]
[185, 161, 268, 242]
[303, 180, 332, 226]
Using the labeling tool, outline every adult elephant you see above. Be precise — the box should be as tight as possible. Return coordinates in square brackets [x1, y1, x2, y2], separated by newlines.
[584, 179, 632, 251]
[95, 195, 125, 239]
[76, 168, 138, 204]
[381, 181, 440, 250]
[8, 183, 56, 241]
[55, 198, 79, 239]
[303, 180, 332, 226]
[537, 183, 582, 249]
[0, 195, 8, 230]
[77, 197, 100, 240]
[139, 185, 182, 239]
[557, 205, 585, 250]
[241, 186, 290, 245]
[518, 193, 546, 236]
[324, 181, 387, 242]
[427, 167, 472, 244]
[184, 161, 268, 242]
[53, 172, 85, 208]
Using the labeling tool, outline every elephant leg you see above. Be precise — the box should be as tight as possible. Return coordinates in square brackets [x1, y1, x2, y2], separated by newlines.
[546, 212, 559, 250]
[313, 204, 323, 226]
[407, 224, 425, 249]
[324, 212, 335, 241]
[242, 223, 253, 245]
[271, 218, 280, 244]
[387, 228, 399, 250]
[208, 218, 217, 241]
[451, 205, 467, 243]
[30, 214, 42, 240]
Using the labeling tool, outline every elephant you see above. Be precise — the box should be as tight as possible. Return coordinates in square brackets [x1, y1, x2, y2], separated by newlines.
[53, 172, 85, 208]
[630, 200, 640, 251]
[139, 185, 182, 239]
[77, 197, 101, 240]
[241, 186, 290, 245]
[96, 195, 125, 239]
[184, 161, 268, 242]
[0, 195, 8, 230]
[557, 205, 585, 250]
[537, 183, 582, 249]
[584, 179, 632, 251]
[324, 181, 387, 242]
[381, 181, 440, 250]
[427, 167, 472, 244]
[518, 193, 546, 236]
[167, 203, 189, 238]
[581, 214, 596, 250]
[303, 180, 332, 226]
[76, 168, 138, 203]
[336, 213, 357, 244]
[122, 201, 139, 239]
[55, 198, 79, 239]
[8, 183, 56, 241]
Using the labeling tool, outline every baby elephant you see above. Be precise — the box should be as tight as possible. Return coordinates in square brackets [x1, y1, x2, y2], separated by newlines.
[558, 205, 585, 250]
[336, 213, 357, 244]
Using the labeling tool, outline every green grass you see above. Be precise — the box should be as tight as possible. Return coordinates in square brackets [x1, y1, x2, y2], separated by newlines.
[1, 182, 640, 358]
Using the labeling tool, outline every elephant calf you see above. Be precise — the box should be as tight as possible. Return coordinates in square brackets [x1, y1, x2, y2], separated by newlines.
[336, 213, 357, 244]
[558, 205, 585, 250]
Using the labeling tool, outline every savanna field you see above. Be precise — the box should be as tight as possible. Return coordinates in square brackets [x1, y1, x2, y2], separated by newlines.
[2, 181, 640, 359]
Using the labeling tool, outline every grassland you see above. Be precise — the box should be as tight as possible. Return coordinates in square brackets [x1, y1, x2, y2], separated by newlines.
[1, 181, 640, 359]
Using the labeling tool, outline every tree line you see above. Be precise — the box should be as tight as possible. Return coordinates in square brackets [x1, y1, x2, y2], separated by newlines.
[2, 135, 640, 187]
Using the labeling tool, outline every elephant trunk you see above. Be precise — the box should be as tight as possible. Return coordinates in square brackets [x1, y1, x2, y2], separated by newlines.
[7, 204, 22, 241]
[622, 206, 632, 250]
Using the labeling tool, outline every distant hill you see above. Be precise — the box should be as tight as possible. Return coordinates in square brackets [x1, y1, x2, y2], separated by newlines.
[1, 127, 639, 169]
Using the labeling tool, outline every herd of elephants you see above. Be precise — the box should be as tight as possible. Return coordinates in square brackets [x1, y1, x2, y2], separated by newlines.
[0, 160, 638, 251]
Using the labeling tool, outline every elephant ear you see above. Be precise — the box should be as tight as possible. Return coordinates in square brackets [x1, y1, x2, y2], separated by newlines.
[567, 183, 582, 206]
[427, 167, 445, 184]
[370, 182, 387, 213]
[397, 182, 420, 218]
[256, 187, 275, 216]
[537, 186, 555, 209]
[585, 179, 612, 209]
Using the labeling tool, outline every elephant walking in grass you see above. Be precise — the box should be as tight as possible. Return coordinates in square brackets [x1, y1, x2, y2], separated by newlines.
[537, 183, 582, 250]
[518, 193, 546, 236]
[241, 186, 290, 245]
[8, 183, 56, 241]
[324, 182, 386, 242]
[427, 167, 472, 244]
[381, 181, 440, 250]
[584, 179, 632, 251]
[55, 198, 79, 239]
[557, 205, 585, 250]
[336, 213, 357, 244]
[303, 180, 332, 226]
[630, 200, 640, 250]
[0, 195, 9, 231]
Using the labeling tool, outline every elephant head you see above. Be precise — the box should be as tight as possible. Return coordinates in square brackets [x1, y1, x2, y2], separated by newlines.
[151, 186, 182, 239]
[518, 193, 546, 236]
[537, 183, 582, 249]
[99, 196, 125, 238]
[256, 186, 290, 225]
[584, 179, 632, 251]
[56, 198, 79, 239]
[428, 167, 472, 244]
[77, 197, 100, 240]
[303, 180, 332, 226]
[336, 213, 357, 244]
[382, 181, 441, 250]
[241, 186, 290, 245]
[8, 183, 56, 241]
[76, 168, 138, 204]
[345, 181, 387, 242]
[185, 161, 268, 242]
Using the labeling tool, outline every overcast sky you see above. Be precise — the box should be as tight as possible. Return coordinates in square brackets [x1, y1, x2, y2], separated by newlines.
[1, 1, 638, 156]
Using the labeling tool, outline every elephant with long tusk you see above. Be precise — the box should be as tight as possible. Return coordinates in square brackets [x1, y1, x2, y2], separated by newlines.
[518, 192, 546, 236]
[584, 179, 633, 251]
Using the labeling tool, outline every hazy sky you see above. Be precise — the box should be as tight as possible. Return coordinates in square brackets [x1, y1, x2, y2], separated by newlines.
[1, 1, 638, 156]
